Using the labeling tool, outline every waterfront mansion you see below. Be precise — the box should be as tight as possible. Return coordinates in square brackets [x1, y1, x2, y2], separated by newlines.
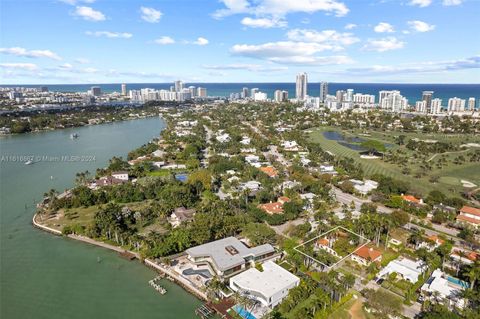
[185, 237, 276, 280]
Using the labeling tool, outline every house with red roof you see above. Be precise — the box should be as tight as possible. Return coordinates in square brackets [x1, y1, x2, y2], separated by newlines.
[259, 166, 278, 178]
[402, 194, 424, 205]
[416, 235, 445, 252]
[258, 197, 290, 215]
[351, 245, 382, 266]
[456, 205, 480, 228]
[315, 237, 339, 257]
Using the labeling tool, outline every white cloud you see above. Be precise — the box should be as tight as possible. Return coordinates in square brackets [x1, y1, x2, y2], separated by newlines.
[73, 6, 106, 21]
[203, 63, 288, 72]
[345, 23, 357, 30]
[140, 7, 162, 23]
[374, 22, 394, 33]
[347, 55, 480, 75]
[81, 67, 98, 73]
[443, 0, 462, 5]
[363, 37, 405, 52]
[268, 55, 353, 65]
[0, 47, 61, 60]
[213, 0, 349, 19]
[286, 29, 359, 47]
[85, 31, 133, 38]
[408, 0, 432, 7]
[154, 36, 175, 45]
[231, 41, 353, 65]
[58, 63, 73, 70]
[75, 58, 90, 64]
[241, 17, 286, 28]
[0, 63, 38, 71]
[59, 0, 95, 5]
[193, 37, 209, 45]
[407, 20, 435, 32]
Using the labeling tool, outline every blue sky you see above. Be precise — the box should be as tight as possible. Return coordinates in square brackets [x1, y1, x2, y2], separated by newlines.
[0, 0, 479, 84]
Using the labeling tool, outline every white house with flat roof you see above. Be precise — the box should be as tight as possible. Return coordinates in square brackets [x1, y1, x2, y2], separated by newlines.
[377, 257, 426, 283]
[420, 269, 467, 310]
[186, 237, 275, 279]
[229, 261, 300, 308]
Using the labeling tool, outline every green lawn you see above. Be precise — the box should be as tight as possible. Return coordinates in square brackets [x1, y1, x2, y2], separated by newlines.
[42, 201, 153, 232]
[309, 127, 480, 196]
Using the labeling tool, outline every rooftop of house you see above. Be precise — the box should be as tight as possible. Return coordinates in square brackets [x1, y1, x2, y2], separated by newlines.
[427, 235, 445, 245]
[259, 202, 284, 215]
[229, 261, 299, 299]
[402, 195, 422, 204]
[259, 166, 278, 178]
[171, 207, 196, 221]
[186, 237, 274, 272]
[378, 257, 425, 283]
[456, 214, 480, 224]
[354, 245, 382, 261]
[421, 269, 468, 299]
[460, 205, 480, 217]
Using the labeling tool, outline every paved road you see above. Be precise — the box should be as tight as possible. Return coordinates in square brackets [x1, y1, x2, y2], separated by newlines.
[332, 187, 393, 214]
[404, 222, 463, 246]
[263, 145, 290, 167]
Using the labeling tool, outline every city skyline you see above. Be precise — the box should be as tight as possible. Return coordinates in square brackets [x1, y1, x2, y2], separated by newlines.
[1, 0, 479, 84]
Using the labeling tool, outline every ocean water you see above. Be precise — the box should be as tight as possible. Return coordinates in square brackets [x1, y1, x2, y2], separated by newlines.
[0, 118, 203, 319]
[2, 83, 479, 106]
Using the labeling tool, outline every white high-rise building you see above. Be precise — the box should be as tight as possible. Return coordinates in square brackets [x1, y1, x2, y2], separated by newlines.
[129, 90, 142, 102]
[448, 97, 466, 112]
[242, 87, 249, 99]
[197, 87, 207, 97]
[188, 86, 196, 97]
[430, 98, 442, 114]
[380, 91, 408, 112]
[121, 83, 127, 96]
[346, 89, 354, 102]
[416, 101, 427, 113]
[254, 92, 267, 101]
[378, 90, 399, 106]
[251, 88, 259, 98]
[422, 91, 434, 110]
[295, 72, 308, 101]
[174, 80, 184, 92]
[320, 82, 328, 102]
[467, 97, 476, 111]
[274, 90, 288, 102]
[353, 93, 375, 104]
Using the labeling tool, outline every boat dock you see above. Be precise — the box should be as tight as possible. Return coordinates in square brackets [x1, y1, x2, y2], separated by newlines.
[195, 304, 214, 318]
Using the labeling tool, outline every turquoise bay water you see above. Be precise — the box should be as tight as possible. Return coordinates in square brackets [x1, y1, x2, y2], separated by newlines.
[0, 118, 202, 319]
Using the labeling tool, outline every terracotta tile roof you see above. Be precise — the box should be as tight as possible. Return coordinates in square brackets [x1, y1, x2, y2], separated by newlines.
[259, 166, 278, 178]
[354, 245, 382, 262]
[457, 214, 480, 225]
[278, 196, 290, 204]
[427, 235, 445, 245]
[317, 238, 329, 246]
[402, 195, 421, 204]
[460, 205, 480, 217]
[258, 202, 284, 215]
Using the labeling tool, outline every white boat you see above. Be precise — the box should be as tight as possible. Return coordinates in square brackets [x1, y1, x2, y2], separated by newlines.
[25, 160, 33, 165]
[70, 133, 79, 139]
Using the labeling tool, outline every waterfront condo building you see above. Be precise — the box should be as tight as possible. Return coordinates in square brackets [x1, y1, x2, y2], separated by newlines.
[448, 97, 466, 112]
[295, 72, 308, 101]
[320, 81, 328, 102]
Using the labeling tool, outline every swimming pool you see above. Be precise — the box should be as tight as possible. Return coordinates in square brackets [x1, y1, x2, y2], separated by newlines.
[447, 276, 469, 288]
[233, 305, 257, 319]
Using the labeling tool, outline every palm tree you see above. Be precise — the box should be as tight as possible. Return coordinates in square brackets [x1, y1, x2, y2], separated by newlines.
[463, 261, 480, 290]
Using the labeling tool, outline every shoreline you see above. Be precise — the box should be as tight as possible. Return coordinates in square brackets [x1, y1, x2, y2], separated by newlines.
[0, 113, 161, 137]
[32, 212, 208, 302]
